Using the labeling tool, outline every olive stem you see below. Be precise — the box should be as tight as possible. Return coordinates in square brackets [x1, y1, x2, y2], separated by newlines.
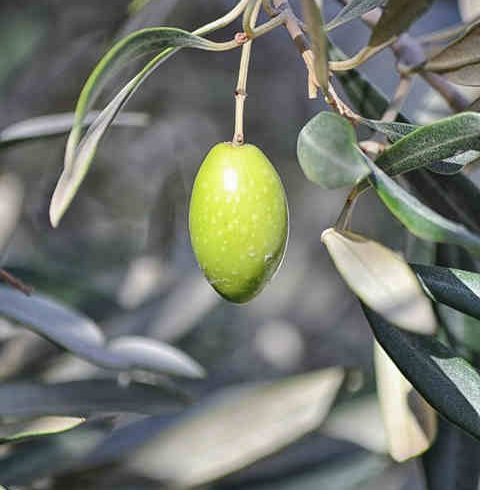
[233, 0, 262, 145]
[0, 268, 32, 296]
[335, 186, 360, 231]
[194, 0, 251, 37]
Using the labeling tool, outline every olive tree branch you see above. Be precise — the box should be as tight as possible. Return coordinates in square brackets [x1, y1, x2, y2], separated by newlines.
[0, 269, 32, 296]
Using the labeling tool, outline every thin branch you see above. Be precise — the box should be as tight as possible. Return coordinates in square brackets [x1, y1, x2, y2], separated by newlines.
[0, 269, 32, 296]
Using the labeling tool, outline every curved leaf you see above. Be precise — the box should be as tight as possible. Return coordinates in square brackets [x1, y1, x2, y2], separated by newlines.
[321, 228, 436, 334]
[413, 264, 480, 321]
[363, 305, 480, 441]
[0, 287, 204, 378]
[424, 21, 480, 86]
[297, 112, 368, 189]
[129, 369, 344, 486]
[365, 157, 480, 255]
[374, 112, 480, 177]
[50, 28, 238, 227]
[374, 341, 436, 461]
[0, 380, 184, 417]
[0, 417, 85, 444]
[326, 0, 387, 31]
[0, 112, 148, 149]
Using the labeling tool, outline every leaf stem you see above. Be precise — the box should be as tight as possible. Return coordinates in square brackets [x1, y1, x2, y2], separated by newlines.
[335, 186, 361, 231]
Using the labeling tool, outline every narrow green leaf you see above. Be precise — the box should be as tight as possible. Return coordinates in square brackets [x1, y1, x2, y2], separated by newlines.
[405, 171, 480, 232]
[326, 0, 386, 31]
[301, 0, 329, 92]
[0, 380, 184, 417]
[50, 28, 237, 227]
[368, 0, 433, 49]
[374, 341, 436, 461]
[359, 118, 417, 142]
[129, 369, 344, 486]
[363, 305, 480, 441]
[413, 264, 480, 321]
[0, 417, 85, 444]
[0, 287, 204, 378]
[423, 417, 480, 490]
[297, 112, 368, 189]
[424, 21, 480, 86]
[365, 157, 480, 255]
[321, 228, 437, 334]
[332, 0, 433, 69]
[374, 112, 480, 177]
[0, 112, 148, 149]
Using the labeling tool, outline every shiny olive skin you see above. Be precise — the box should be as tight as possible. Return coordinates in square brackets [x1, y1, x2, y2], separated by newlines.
[189, 142, 288, 303]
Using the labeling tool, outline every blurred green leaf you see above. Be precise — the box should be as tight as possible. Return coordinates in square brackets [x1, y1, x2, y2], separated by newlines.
[0, 416, 85, 444]
[424, 20, 480, 86]
[423, 416, 480, 490]
[374, 112, 480, 177]
[0, 380, 184, 417]
[364, 157, 480, 255]
[0, 112, 148, 149]
[129, 369, 344, 486]
[413, 264, 480, 321]
[0, 287, 204, 378]
[322, 228, 436, 334]
[363, 305, 480, 441]
[374, 340, 436, 462]
[297, 112, 368, 188]
[301, 0, 329, 92]
[359, 118, 417, 141]
[326, 0, 386, 31]
[50, 28, 238, 227]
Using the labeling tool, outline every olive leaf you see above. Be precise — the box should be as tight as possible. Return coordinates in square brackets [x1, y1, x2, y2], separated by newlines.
[423, 20, 480, 86]
[406, 171, 480, 232]
[321, 228, 436, 334]
[373, 112, 480, 177]
[0, 112, 148, 149]
[363, 305, 480, 441]
[0, 417, 85, 444]
[364, 157, 480, 255]
[50, 28, 239, 227]
[374, 341, 436, 462]
[0, 286, 204, 378]
[413, 264, 480, 321]
[128, 369, 344, 486]
[296, 112, 368, 189]
[330, 0, 433, 69]
[301, 0, 329, 92]
[326, 0, 387, 31]
[0, 380, 184, 417]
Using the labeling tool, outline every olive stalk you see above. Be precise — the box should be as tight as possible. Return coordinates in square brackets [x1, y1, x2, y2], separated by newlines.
[233, 0, 262, 145]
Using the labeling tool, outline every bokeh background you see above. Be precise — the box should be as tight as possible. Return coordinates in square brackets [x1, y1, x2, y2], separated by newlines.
[0, 1, 476, 488]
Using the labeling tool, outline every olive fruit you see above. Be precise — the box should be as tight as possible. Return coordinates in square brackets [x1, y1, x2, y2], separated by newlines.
[189, 142, 288, 303]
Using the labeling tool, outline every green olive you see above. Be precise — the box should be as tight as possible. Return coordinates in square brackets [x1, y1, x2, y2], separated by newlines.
[189, 142, 289, 303]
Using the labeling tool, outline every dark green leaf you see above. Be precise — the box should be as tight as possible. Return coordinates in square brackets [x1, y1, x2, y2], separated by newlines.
[302, 0, 329, 92]
[374, 112, 480, 177]
[413, 264, 480, 321]
[50, 28, 238, 227]
[365, 157, 480, 255]
[405, 171, 480, 233]
[0, 380, 185, 417]
[423, 417, 480, 490]
[297, 112, 368, 188]
[326, 0, 387, 31]
[359, 118, 417, 142]
[0, 287, 204, 378]
[0, 112, 148, 149]
[424, 21, 480, 86]
[363, 305, 480, 440]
